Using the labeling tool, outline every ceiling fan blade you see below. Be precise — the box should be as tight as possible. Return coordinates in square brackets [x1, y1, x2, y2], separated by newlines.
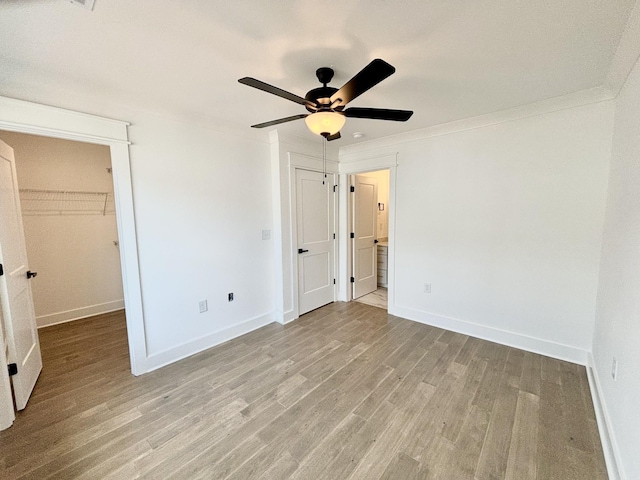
[326, 132, 341, 141]
[329, 59, 396, 107]
[344, 107, 413, 122]
[250, 114, 308, 128]
[239, 77, 316, 107]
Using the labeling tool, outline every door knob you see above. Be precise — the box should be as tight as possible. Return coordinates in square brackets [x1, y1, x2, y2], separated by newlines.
[298, 248, 309, 254]
[374, 239, 379, 244]
[26, 270, 37, 279]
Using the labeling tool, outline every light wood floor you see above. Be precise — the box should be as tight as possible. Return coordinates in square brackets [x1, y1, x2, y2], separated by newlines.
[0, 303, 607, 479]
[354, 287, 388, 309]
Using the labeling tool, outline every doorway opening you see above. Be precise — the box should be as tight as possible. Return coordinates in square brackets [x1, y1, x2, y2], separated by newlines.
[0, 132, 126, 326]
[350, 169, 390, 311]
[0, 130, 128, 413]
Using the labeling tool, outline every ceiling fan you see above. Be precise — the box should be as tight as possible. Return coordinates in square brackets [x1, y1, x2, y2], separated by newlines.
[238, 59, 413, 141]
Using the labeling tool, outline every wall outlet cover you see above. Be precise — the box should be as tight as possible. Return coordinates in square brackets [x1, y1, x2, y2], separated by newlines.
[199, 300, 208, 313]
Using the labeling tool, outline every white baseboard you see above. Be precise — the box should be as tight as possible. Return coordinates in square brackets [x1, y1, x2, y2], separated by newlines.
[390, 304, 589, 365]
[274, 308, 297, 325]
[586, 353, 625, 480]
[145, 311, 275, 373]
[36, 300, 125, 328]
[282, 309, 298, 324]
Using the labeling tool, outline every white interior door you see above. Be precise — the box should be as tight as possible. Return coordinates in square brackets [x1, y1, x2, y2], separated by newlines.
[352, 174, 378, 299]
[0, 299, 14, 429]
[296, 169, 335, 316]
[0, 139, 42, 413]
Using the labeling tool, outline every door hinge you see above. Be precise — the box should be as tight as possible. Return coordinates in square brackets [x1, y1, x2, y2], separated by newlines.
[333, 279, 336, 284]
[8, 363, 17, 377]
[350, 232, 355, 239]
[350, 185, 355, 193]
[333, 185, 337, 192]
[0, 263, 3, 276]
[350, 277, 355, 283]
[333, 233, 335, 239]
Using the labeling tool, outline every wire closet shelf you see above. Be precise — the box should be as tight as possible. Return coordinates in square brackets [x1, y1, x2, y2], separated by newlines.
[19, 189, 116, 216]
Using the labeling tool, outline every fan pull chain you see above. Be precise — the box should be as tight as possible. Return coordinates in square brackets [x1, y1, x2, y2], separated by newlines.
[322, 136, 327, 185]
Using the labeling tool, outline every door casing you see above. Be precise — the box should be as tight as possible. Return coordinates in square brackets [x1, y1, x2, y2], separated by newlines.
[336, 155, 398, 309]
[0, 96, 147, 377]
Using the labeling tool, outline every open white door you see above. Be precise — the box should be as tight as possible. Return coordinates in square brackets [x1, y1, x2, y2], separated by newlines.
[0, 302, 15, 429]
[296, 169, 335, 316]
[0, 139, 42, 413]
[352, 174, 378, 299]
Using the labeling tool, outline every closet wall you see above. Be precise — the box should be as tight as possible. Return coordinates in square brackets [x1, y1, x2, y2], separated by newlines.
[0, 131, 124, 327]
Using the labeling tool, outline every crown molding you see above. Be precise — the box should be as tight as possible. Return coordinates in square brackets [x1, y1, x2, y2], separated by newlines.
[339, 86, 613, 157]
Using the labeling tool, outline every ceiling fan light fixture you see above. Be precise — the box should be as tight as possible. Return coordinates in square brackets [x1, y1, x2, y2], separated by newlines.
[305, 111, 345, 136]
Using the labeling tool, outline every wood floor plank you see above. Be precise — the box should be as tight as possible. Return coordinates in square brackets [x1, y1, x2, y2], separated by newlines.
[441, 404, 490, 479]
[348, 382, 435, 480]
[505, 391, 539, 479]
[537, 380, 573, 480]
[289, 414, 365, 480]
[0, 303, 609, 480]
[520, 351, 542, 396]
[399, 365, 467, 462]
[471, 343, 509, 412]
[315, 400, 398, 480]
[378, 452, 426, 480]
[438, 355, 487, 442]
[559, 362, 597, 454]
[474, 374, 520, 480]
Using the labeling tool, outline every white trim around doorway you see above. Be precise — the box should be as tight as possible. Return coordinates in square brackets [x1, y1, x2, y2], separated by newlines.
[337, 153, 398, 312]
[287, 152, 339, 322]
[0, 96, 148, 375]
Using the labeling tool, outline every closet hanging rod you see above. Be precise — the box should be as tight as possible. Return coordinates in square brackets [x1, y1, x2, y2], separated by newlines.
[19, 188, 116, 216]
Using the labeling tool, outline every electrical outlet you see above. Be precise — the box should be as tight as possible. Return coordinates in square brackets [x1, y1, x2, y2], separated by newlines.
[424, 283, 431, 294]
[199, 300, 208, 313]
[228, 292, 234, 302]
[611, 357, 618, 380]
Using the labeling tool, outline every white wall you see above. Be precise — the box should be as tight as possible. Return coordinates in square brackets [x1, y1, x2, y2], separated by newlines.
[0, 131, 124, 327]
[340, 101, 614, 363]
[592, 55, 640, 480]
[127, 113, 275, 367]
[366, 169, 390, 239]
[0, 96, 278, 374]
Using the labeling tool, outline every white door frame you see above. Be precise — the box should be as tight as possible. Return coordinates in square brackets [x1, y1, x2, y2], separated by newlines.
[288, 152, 339, 321]
[0, 95, 147, 376]
[337, 154, 398, 310]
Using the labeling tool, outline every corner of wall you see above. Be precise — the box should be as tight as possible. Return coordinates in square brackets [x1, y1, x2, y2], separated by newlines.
[604, 0, 640, 97]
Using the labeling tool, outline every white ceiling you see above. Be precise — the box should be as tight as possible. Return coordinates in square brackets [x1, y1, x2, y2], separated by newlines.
[0, 0, 637, 145]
